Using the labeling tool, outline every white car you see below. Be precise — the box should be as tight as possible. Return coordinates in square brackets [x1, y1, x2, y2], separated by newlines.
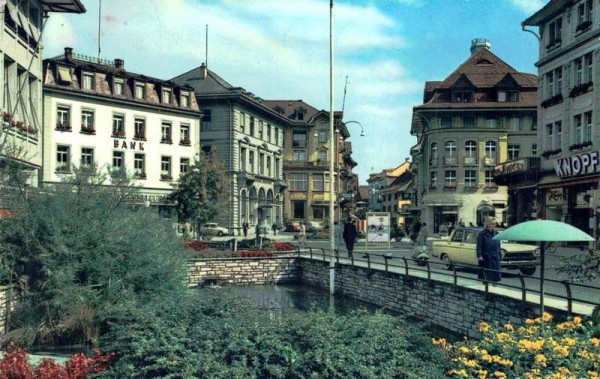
[201, 223, 229, 236]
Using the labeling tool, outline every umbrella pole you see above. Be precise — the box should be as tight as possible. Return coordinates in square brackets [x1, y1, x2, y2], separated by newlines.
[540, 242, 545, 317]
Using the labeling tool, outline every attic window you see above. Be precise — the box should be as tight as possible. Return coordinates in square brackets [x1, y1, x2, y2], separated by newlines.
[295, 107, 306, 120]
[274, 106, 284, 114]
[452, 90, 472, 102]
[475, 58, 493, 65]
[58, 66, 72, 83]
[498, 90, 518, 102]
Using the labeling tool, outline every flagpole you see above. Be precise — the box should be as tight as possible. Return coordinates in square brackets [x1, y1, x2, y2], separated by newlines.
[328, 0, 335, 295]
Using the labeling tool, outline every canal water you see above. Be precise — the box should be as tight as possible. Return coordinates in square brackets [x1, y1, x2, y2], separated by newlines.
[195, 283, 461, 341]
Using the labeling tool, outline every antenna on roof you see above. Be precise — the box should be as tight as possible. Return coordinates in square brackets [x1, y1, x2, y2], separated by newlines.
[341, 75, 348, 116]
[98, 0, 102, 59]
[205, 24, 208, 68]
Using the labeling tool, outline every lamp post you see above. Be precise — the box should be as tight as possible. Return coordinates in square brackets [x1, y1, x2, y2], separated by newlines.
[328, 0, 336, 295]
[337, 120, 366, 220]
[343, 120, 366, 137]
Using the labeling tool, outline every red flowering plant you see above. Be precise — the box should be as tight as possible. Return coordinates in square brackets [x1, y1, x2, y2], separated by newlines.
[3, 112, 12, 122]
[272, 241, 296, 251]
[0, 344, 114, 379]
[239, 250, 273, 257]
[183, 240, 209, 251]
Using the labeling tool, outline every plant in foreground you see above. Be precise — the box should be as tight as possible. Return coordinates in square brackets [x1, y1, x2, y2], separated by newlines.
[435, 312, 600, 378]
[0, 344, 113, 378]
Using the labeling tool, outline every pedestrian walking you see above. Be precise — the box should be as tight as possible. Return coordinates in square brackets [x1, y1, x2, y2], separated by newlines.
[476, 216, 501, 282]
[242, 221, 249, 237]
[272, 222, 278, 235]
[333, 221, 343, 255]
[412, 222, 428, 260]
[343, 217, 357, 258]
[298, 221, 307, 247]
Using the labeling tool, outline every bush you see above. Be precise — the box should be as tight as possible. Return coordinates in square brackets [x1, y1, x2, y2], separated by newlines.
[0, 343, 113, 378]
[436, 312, 600, 378]
[272, 242, 296, 251]
[100, 291, 449, 378]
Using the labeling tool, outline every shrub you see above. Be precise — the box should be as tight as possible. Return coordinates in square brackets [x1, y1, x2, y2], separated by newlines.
[272, 242, 296, 251]
[183, 240, 209, 251]
[0, 343, 113, 378]
[100, 291, 449, 378]
[436, 312, 600, 378]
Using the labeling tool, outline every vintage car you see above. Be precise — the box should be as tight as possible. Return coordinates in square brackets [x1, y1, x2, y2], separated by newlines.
[201, 223, 229, 236]
[431, 227, 540, 275]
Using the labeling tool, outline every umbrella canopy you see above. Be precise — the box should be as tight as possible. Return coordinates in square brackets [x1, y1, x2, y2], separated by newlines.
[494, 220, 594, 242]
[493, 220, 593, 317]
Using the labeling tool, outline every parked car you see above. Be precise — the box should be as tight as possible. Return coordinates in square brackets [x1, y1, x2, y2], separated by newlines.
[431, 227, 540, 275]
[201, 223, 229, 236]
[306, 221, 325, 233]
[285, 221, 301, 232]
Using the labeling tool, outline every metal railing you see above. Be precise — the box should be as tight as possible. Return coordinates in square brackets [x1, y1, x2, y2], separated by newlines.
[294, 247, 600, 315]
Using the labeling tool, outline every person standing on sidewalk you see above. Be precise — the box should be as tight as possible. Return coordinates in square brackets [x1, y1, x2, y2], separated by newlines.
[298, 221, 307, 247]
[242, 221, 249, 237]
[333, 221, 343, 256]
[476, 216, 501, 282]
[343, 217, 357, 258]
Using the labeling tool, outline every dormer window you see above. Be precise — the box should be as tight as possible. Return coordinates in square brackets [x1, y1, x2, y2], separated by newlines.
[162, 88, 172, 104]
[58, 66, 72, 83]
[294, 107, 306, 120]
[451, 90, 472, 103]
[82, 72, 93, 90]
[497, 90, 518, 102]
[181, 92, 190, 107]
[113, 78, 124, 95]
[135, 82, 145, 99]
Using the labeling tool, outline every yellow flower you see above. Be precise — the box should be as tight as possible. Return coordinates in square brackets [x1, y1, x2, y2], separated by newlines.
[541, 312, 553, 322]
[459, 346, 470, 354]
[480, 321, 491, 333]
[588, 371, 599, 379]
[557, 366, 571, 376]
[591, 337, 600, 347]
[534, 354, 547, 367]
[493, 371, 507, 378]
[504, 323, 514, 332]
[572, 316, 582, 325]
[465, 359, 478, 368]
[525, 318, 535, 325]
[496, 332, 511, 343]
[562, 337, 576, 346]
[477, 369, 488, 379]
[552, 345, 570, 358]
[450, 368, 468, 377]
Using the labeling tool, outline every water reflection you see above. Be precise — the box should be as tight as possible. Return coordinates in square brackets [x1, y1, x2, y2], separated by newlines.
[195, 283, 394, 315]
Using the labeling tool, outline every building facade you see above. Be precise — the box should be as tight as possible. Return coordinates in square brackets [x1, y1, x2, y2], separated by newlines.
[0, 1, 85, 188]
[42, 48, 201, 216]
[367, 161, 411, 212]
[410, 39, 538, 234]
[172, 64, 287, 232]
[523, 0, 600, 237]
[263, 100, 354, 224]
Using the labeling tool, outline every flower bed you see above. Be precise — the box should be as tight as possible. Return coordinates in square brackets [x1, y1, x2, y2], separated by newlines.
[272, 241, 296, 251]
[435, 312, 600, 378]
[239, 250, 273, 257]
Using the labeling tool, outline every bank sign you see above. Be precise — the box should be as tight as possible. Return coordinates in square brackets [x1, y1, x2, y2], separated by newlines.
[555, 150, 600, 178]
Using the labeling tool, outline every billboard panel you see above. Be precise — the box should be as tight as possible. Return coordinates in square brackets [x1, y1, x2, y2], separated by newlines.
[366, 212, 390, 243]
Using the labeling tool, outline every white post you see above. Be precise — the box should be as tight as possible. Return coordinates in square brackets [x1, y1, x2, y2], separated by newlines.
[328, 0, 336, 295]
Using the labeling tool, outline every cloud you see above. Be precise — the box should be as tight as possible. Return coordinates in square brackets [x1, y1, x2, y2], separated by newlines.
[509, 0, 546, 14]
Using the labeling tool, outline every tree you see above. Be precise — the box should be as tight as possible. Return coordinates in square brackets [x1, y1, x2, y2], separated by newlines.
[169, 151, 228, 237]
[0, 166, 188, 347]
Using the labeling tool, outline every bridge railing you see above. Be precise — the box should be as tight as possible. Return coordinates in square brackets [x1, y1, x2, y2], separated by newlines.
[294, 247, 600, 315]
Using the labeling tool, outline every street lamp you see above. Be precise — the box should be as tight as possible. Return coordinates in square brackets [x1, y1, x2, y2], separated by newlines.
[328, 0, 335, 295]
[343, 120, 366, 137]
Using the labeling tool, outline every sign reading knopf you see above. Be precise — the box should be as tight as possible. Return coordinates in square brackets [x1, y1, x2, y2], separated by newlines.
[555, 150, 600, 178]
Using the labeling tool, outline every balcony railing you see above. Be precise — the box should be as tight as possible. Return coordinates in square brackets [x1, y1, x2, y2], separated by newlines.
[483, 157, 497, 166]
[463, 157, 478, 165]
[444, 157, 457, 166]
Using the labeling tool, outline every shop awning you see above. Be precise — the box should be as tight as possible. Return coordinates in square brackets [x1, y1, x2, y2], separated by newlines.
[537, 175, 600, 189]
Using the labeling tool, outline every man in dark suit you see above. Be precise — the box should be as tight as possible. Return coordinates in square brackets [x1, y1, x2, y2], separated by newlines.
[343, 217, 357, 258]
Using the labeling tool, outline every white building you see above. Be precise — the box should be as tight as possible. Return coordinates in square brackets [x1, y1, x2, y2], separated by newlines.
[42, 47, 201, 215]
[523, 0, 600, 236]
[0, 1, 85, 189]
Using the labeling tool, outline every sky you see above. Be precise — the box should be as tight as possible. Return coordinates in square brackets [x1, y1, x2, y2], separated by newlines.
[43, 0, 547, 185]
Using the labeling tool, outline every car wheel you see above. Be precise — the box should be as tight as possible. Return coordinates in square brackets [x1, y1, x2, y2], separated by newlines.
[520, 267, 536, 276]
[441, 254, 452, 270]
[217, 231, 224, 236]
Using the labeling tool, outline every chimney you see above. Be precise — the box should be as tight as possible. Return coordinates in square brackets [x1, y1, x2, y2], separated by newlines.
[200, 63, 208, 79]
[114, 58, 124, 69]
[470, 38, 491, 55]
[64, 47, 73, 60]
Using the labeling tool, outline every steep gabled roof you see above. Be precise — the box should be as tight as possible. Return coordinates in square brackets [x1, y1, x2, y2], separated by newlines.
[171, 65, 237, 96]
[437, 48, 536, 89]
